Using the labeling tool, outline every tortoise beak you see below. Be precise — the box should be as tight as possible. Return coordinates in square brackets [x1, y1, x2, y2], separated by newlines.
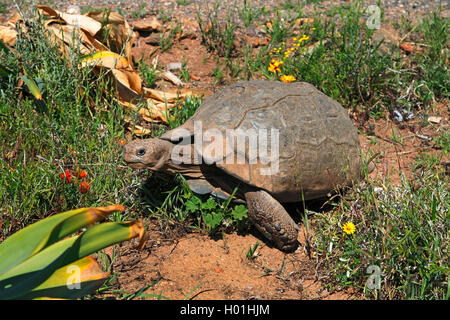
[125, 161, 148, 169]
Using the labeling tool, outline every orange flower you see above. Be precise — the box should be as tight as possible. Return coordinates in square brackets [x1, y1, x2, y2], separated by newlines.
[60, 170, 71, 183]
[280, 75, 296, 83]
[76, 169, 87, 178]
[79, 181, 91, 194]
[117, 138, 127, 146]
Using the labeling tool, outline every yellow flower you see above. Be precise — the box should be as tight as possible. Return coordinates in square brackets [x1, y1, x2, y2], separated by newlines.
[342, 222, 356, 235]
[268, 60, 283, 73]
[280, 75, 296, 83]
[268, 64, 280, 73]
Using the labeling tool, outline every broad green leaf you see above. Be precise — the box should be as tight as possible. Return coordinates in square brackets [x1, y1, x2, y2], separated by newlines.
[0, 220, 145, 300]
[232, 205, 248, 221]
[201, 198, 217, 211]
[0, 205, 124, 276]
[16, 256, 109, 300]
[80, 51, 130, 69]
[21, 75, 43, 100]
[32, 205, 125, 257]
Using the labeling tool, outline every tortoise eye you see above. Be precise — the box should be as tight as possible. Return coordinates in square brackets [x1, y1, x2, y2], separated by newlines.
[136, 148, 146, 157]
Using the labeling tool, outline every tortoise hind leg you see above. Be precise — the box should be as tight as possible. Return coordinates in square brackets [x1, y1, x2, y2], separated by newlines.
[245, 190, 299, 252]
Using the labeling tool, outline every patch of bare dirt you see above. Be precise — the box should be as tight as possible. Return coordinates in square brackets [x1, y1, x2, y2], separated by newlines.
[357, 102, 448, 185]
[105, 225, 359, 300]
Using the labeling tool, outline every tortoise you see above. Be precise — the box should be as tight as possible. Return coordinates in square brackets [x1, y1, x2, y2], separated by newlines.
[123, 80, 363, 251]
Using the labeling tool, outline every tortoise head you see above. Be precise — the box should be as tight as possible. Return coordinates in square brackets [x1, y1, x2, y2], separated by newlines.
[123, 138, 173, 171]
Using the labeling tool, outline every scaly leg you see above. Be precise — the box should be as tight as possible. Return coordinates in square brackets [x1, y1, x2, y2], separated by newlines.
[245, 190, 299, 251]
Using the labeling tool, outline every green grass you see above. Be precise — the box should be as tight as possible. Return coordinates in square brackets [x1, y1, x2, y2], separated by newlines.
[197, 1, 239, 59]
[137, 58, 158, 88]
[0, 1, 6, 14]
[312, 159, 449, 299]
[0, 16, 138, 232]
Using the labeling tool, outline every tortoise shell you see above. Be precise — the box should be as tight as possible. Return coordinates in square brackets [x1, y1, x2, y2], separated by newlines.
[162, 80, 362, 202]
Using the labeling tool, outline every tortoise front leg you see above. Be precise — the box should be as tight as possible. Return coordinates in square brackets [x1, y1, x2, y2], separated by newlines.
[245, 190, 299, 252]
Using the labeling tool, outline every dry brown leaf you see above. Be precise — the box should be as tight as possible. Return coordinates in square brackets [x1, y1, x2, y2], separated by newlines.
[86, 11, 125, 25]
[58, 11, 102, 36]
[85, 11, 136, 66]
[37, 6, 102, 36]
[132, 16, 163, 33]
[37, 5, 60, 18]
[0, 26, 17, 46]
[400, 42, 414, 54]
[144, 99, 169, 122]
[82, 51, 131, 69]
[127, 124, 152, 136]
[49, 24, 91, 54]
[6, 12, 22, 27]
[294, 18, 314, 28]
[109, 69, 143, 103]
[428, 116, 442, 124]
[112, 68, 143, 97]
[143, 87, 207, 103]
[79, 29, 110, 52]
[143, 87, 180, 103]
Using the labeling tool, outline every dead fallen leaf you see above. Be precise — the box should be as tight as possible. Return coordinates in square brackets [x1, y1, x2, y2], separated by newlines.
[85, 10, 136, 66]
[58, 11, 102, 36]
[143, 87, 180, 103]
[294, 18, 314, 28]
[428, 116, 442, 124]
[132, 16, 163, 33]
[0, 26, 17, 46]
[400, 42, 414, 54]
[126, 124, 152, 136]
[81, 51, 130, 69]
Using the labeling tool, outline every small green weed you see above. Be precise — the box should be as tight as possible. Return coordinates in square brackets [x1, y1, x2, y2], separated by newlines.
[197, 2, 239, 58]
[246, 241, 259, 260]
[137, 59, 158, 88]
[239, 0, 266, 28]
[131, 3, 148, 20]
[159, 23, 182, 52]
[177, 0, 191, 6]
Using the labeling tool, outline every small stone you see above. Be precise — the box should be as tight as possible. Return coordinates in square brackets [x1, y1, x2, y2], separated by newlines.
[67, 5, 81, 15]
[428, 116, 442, 124]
